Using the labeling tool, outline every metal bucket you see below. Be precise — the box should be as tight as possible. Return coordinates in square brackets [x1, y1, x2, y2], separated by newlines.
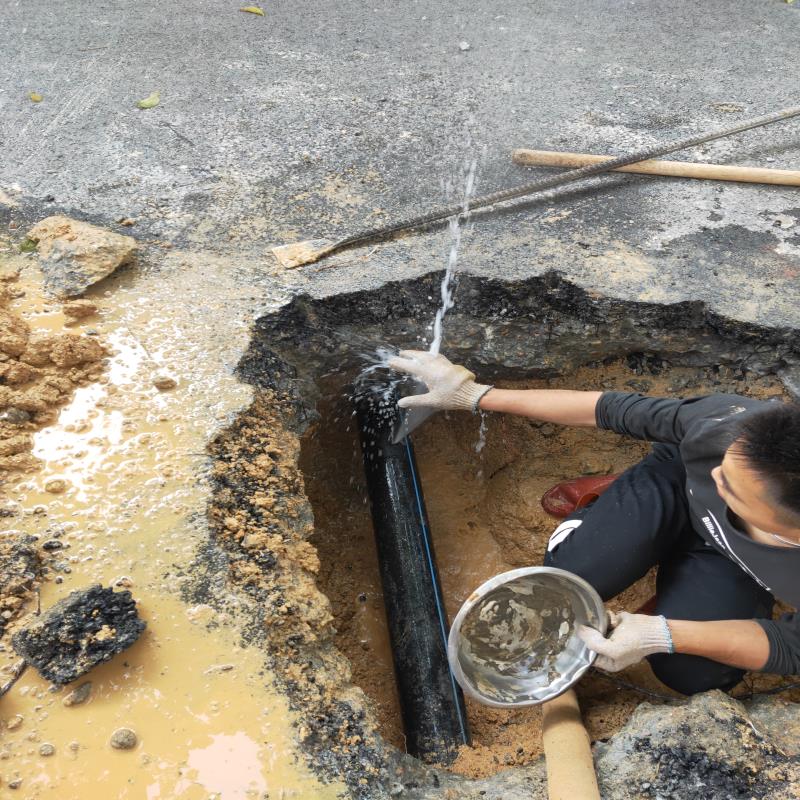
[447, 567, 606, 707]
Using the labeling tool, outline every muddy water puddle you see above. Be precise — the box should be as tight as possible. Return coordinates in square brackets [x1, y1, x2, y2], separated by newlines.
[301, 364, 788, 778]
[0, 252, 341, 798]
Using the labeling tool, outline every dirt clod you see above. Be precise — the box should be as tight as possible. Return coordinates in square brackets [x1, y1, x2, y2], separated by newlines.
[27, 215, 136, 298]
[0, 535, 40, 635]
[0, 275, 105, 474]
[62, 681, 92, 707]
[0, 408, 32, 424]
[62, 300, 97, 320]
[38, 743, 55, 757]
[11, 584, 146, 684]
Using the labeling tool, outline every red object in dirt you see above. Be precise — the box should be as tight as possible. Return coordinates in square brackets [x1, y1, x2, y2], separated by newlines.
[541, 474, 620, 518]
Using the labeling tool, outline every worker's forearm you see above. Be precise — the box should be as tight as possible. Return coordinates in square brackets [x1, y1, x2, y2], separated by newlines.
[478, 388, 602, 427]
[668, 619, 770, 671]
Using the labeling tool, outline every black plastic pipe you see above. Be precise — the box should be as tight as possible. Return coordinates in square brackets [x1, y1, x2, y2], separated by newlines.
[355, 384, 470, 764]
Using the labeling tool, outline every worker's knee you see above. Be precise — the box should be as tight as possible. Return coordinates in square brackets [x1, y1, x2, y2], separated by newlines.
[647, 652, 745, 696]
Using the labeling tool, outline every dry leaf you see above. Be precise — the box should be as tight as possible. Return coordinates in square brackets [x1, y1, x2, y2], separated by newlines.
[29, 92, 43, 103]
[240, 6, 265, 15]
[136, 91, 161, 110]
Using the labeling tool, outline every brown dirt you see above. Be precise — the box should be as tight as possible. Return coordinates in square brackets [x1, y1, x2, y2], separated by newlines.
[207, 392, 387, 780]
[0, 269, 105, 474]
[299, 359, 791, 778]
[0, 264, 106, 654]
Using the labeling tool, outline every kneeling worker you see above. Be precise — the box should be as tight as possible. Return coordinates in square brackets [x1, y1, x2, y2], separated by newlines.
[389, 350, 800, 695]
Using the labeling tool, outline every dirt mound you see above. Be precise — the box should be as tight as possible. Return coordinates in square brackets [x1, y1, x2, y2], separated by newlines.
[0, 268, 105, 472]
[596, 691, 799, 799]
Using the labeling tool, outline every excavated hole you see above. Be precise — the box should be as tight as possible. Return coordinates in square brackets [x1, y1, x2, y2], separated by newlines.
[213, 271, 800, 798]
[301, 360, 788, 780]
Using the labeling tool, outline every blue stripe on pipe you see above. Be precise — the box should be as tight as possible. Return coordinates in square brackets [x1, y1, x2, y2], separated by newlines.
[403, 435, 469, 743]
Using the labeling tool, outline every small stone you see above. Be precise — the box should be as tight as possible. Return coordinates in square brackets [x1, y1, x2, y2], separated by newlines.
[458, 40, 471, 51]
[39, 742, 55, 756]
[62, 681, 92, 707]
[8, 778, 22, 789]
[153, 375, 177, 391]
[116, 217, 136, 227]
[0, 408, 32, 425]
[41, 539, 64, 551]
[44, 479, 68, 494]
[110, 727, 137, 750]
[69, 740, 80, 752]
[7, 714, 23, 730]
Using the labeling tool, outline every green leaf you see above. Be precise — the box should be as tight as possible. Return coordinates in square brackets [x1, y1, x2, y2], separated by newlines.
[29, 92, 43, 103]
[19, 238, 38, 253]
[136, 91, 161, 110]
[240, 6, 265, 15]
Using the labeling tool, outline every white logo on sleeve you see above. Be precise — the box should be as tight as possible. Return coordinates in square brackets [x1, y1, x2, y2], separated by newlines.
[548, 519, 582, 552]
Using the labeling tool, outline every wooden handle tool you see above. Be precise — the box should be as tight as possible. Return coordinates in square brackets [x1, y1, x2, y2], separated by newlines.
[541, 689, 601, 800]
[513, 148, 800, 186]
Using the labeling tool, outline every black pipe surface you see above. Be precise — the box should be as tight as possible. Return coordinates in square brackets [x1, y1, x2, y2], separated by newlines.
[355, 384, 470, 763]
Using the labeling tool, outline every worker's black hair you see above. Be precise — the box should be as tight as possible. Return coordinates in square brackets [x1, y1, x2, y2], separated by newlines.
[732, 402, 800, 526]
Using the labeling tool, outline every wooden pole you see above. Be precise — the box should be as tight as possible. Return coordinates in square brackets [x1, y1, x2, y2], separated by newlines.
[512, 149, 800, 186]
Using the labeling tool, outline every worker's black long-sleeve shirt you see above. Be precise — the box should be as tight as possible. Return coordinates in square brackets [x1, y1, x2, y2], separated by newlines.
[596, 391, 800, 675]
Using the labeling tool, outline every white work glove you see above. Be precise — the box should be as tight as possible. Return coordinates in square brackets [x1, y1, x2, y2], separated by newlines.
[577, 610, 674, 672]
[387, 350, 493, 412]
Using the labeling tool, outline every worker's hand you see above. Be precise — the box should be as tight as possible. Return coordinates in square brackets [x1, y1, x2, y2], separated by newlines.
[387, 350, 493, 412]
[577, 611, 674, 672]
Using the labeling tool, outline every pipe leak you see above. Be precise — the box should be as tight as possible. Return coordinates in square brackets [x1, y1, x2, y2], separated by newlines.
[354, 382, 470, 763]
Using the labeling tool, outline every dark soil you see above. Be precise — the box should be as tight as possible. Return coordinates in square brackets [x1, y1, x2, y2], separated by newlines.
[633, 738, 791, 800]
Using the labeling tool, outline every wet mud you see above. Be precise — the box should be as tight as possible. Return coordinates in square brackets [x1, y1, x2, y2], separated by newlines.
[0, 239, 343, 799]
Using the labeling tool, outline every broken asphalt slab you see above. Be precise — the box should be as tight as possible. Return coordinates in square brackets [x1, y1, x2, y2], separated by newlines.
[12, 584, 146, 684]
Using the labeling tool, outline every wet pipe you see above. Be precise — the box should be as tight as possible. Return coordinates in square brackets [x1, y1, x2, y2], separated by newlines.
[355, 384, 470, 763]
